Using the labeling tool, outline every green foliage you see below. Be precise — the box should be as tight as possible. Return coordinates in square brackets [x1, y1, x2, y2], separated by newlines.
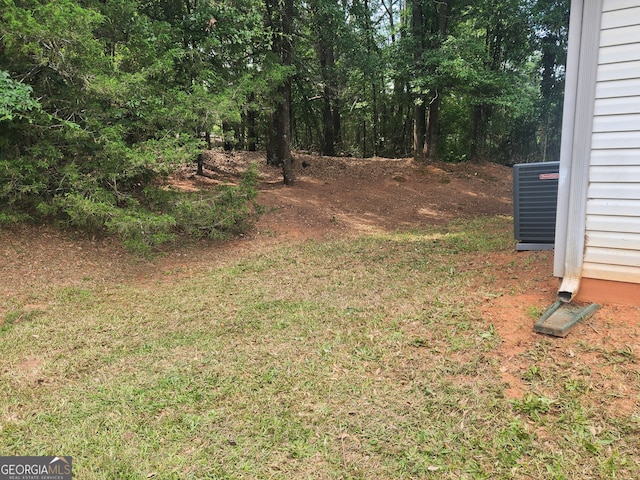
[40, 164, 260, 254]
[1, 0, 569, 241]
[169, 163, 261, 238]
[0, 0, 267, 247]
[0, 70, 41, 121]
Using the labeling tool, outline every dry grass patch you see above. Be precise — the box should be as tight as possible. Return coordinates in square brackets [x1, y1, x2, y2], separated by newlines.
[1, 216, 639, 479]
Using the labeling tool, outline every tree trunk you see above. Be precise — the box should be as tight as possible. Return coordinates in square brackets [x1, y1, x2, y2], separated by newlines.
[425, 93, 440, 162]
[362, 119, 367, 158]
[372, 80, 378, 156]
[267, 92, 292, 176]
[196, 153, 204, 175]
[222, 122, 233, 151]
[281, 0, 294, 185]
[333, 97, 341, 149]
[411, 0, 426, 161]
[265, 0, 294, 184]
[470, 105, 487, 162]
[246, 98, 257, 152]
[319, 42, 336, 156]
[413, 102, 427, 162]
[424, 0, 449, 162]
[321, 89, 335, 156]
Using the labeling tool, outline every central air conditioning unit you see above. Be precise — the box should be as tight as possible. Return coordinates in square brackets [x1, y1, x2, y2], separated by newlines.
[513, 161, 560, 251]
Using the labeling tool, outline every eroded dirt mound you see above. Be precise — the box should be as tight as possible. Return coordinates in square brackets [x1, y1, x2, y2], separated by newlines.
[172, 151, 514, 240]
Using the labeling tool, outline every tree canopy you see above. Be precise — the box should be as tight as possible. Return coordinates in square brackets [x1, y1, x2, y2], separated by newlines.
[1, 0, 569, 246]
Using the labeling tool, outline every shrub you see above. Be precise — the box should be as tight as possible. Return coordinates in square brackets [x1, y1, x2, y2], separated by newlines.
[31, 163, 262, 254]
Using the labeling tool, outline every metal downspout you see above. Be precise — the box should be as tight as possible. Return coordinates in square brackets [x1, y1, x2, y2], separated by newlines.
[555, 0, 583, 297]
[557, 0, 603, 302]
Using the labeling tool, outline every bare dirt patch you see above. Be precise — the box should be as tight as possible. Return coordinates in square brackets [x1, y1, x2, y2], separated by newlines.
[174, 150, 514, 241]
[1, 151, 638, 411]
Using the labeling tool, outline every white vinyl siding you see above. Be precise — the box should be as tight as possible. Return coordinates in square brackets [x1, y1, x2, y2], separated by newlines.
[594, 97, 640, 115]
[582, 262, 640, 282]
[584, 0, 640, 284]
[590, 165, 640, 182]
[605, 0, 640, 10]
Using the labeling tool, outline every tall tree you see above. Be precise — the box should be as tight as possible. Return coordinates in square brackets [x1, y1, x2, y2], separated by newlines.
[409, 0, 458, 162]
[265, 0, 295, 184]
[533, 0, 570, 162]
[384, 0, 413, 157]
[424, 0, 450, 163]
[467, 0, 533, 162]
[309, 0, 345, 156]
[411, 0, 428, 161]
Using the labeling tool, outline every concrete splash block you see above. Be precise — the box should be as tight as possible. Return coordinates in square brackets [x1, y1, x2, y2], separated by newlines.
[534, 301, 600, 337]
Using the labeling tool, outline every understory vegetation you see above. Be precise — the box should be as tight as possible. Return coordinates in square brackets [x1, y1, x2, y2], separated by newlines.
[1, 216, 638, 479]
[1, 0, 568, 240]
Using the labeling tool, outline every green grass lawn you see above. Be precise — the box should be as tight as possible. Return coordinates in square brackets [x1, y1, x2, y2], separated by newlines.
[1, 216, 638, 479]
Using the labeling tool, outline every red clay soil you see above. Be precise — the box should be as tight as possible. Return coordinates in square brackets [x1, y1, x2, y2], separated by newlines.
[1, 151, 638, 411]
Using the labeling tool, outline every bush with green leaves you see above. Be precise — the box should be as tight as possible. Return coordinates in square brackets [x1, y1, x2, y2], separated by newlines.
[0, 0, 266, 249]
[35, 164, 261, 254]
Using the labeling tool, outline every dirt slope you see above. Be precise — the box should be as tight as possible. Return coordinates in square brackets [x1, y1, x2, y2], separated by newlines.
[169, 151, 513, 237]
[1, 151, 638, 409]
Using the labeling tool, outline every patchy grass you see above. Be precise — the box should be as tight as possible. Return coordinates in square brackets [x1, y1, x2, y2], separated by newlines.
[1, 216, 638, 479]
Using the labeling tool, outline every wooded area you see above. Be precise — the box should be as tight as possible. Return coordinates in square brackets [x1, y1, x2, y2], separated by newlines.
[1, 0, 569, 246]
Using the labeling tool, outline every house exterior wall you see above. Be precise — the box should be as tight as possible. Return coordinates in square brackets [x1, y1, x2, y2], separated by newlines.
[582, 1, 640, 283]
